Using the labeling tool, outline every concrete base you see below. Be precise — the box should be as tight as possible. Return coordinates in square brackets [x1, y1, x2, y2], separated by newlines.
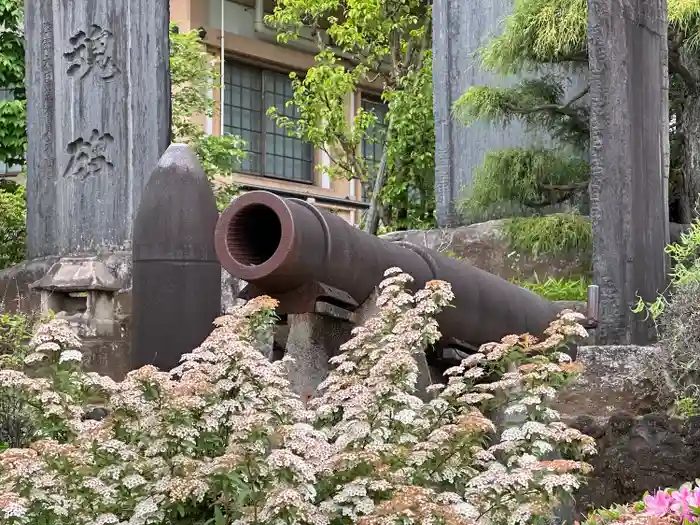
[553, 345, 672, 419]
[284, 312, 354, 402]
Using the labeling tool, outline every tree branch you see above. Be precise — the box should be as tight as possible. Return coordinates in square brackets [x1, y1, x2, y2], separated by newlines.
[669, 48, 699, 92]
[539, 180, 590, 192]
[522, 192, 573, 209]
[563, 85, 589, 107]
[504, 86, 589, 119]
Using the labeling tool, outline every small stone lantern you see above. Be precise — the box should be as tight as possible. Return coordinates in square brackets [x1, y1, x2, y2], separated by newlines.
[31, 257, 123, 338]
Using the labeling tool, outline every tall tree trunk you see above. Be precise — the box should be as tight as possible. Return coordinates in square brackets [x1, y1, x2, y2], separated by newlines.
[364, 128, 392, 235]
[678, 51, 700, 223]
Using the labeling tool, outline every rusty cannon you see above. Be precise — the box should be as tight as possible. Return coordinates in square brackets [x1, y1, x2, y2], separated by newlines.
[214, 191, 565, 353]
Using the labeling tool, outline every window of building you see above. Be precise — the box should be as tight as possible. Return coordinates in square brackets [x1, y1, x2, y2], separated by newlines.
[223, 60, 314, 183]
[361, 95, 389, 168]
[0, 87, 22, 177]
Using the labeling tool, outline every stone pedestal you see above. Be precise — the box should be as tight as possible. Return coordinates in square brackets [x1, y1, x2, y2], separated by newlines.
[284, 311, 354, 402]
[282, 295, 438, 404]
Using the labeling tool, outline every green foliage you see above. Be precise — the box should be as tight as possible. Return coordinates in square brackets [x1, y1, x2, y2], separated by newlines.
[0, 182, 26, 270]
[169, 23, 245, 209]
[633, 215, 700, 322]
[674, 395, 700, 418]
[515, 275, 590, 301]
[453, 85, 590, 217]
[267, 0, 435, 232]
[269, 0, 430, 70]
[671, 0, 700, 51]
[0, 311, 33, 369]
[478, 0, 700, 74]
[196, 135, 246, 210]
[504, 214, 592, 257]
[631, 219, 700, 415]
[267, 50, 374, 183]
[449, 0, 591, 218]
[0, 0, 26, 166]
[0, 310, 39, 449]
[480, 0, 588, 74]
[454, 76, 589, 147]
[0, 99, 25, 166]
[647, 280, 700, 413]
[381, 52, 436, 230]
[458, 148, 589, 216]
[0, 391, 34, 449]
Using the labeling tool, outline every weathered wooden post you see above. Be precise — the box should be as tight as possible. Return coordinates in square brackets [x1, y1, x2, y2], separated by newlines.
[131, 144, 221, 371]
[588, 0, 669, 344]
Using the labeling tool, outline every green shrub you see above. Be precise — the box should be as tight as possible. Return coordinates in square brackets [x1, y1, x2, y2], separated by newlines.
[0, 311, 33, 369]
[504, 213, 592, 257]
[632, 215, 700, 415]
[634, 214, 700, 322]
[0, 310, 39, 449]
[650, 280, 700, 412]
[515, 275, 591, 301]
[0, 183, 26, 270]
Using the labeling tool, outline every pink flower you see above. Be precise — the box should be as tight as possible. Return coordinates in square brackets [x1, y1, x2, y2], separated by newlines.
[644, 490, 672, 517]
[670, 486, 700, 522]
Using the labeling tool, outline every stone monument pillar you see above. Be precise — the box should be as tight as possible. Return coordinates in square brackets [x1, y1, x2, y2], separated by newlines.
[24, 0, 171, 257]
[433, 0, 521, 226]
[588, 0, 668, 344]
[16, 0, 171, 376]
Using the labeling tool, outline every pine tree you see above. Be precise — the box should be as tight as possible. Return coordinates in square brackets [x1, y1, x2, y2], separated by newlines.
[454, 0, 700, 225]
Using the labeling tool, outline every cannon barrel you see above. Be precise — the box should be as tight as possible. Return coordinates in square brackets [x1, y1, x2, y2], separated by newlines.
[215, 191, 562, 350]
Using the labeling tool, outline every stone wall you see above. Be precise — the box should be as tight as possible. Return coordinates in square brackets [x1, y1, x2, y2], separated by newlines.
[570, 412, 700, 514]
[552, 344, 700, 516]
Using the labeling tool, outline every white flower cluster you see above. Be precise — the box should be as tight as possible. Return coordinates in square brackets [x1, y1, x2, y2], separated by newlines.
[0, 270, 595, 525]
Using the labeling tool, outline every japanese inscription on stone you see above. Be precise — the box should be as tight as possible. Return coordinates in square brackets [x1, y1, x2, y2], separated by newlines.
[64, 24, 119, 80]
[63, 129, 115, 180]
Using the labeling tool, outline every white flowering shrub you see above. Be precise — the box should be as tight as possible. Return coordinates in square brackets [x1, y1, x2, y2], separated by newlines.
[0, 268, 595, 525]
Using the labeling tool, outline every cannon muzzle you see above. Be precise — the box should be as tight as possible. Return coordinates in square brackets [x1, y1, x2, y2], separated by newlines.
[215, 191, 563, 351]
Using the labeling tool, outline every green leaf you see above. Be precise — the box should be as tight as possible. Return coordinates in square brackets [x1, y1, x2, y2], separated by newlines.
[214, 505, 226, 525]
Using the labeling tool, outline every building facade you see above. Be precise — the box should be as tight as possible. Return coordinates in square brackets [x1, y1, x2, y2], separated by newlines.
[171, 0, 386, 225]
